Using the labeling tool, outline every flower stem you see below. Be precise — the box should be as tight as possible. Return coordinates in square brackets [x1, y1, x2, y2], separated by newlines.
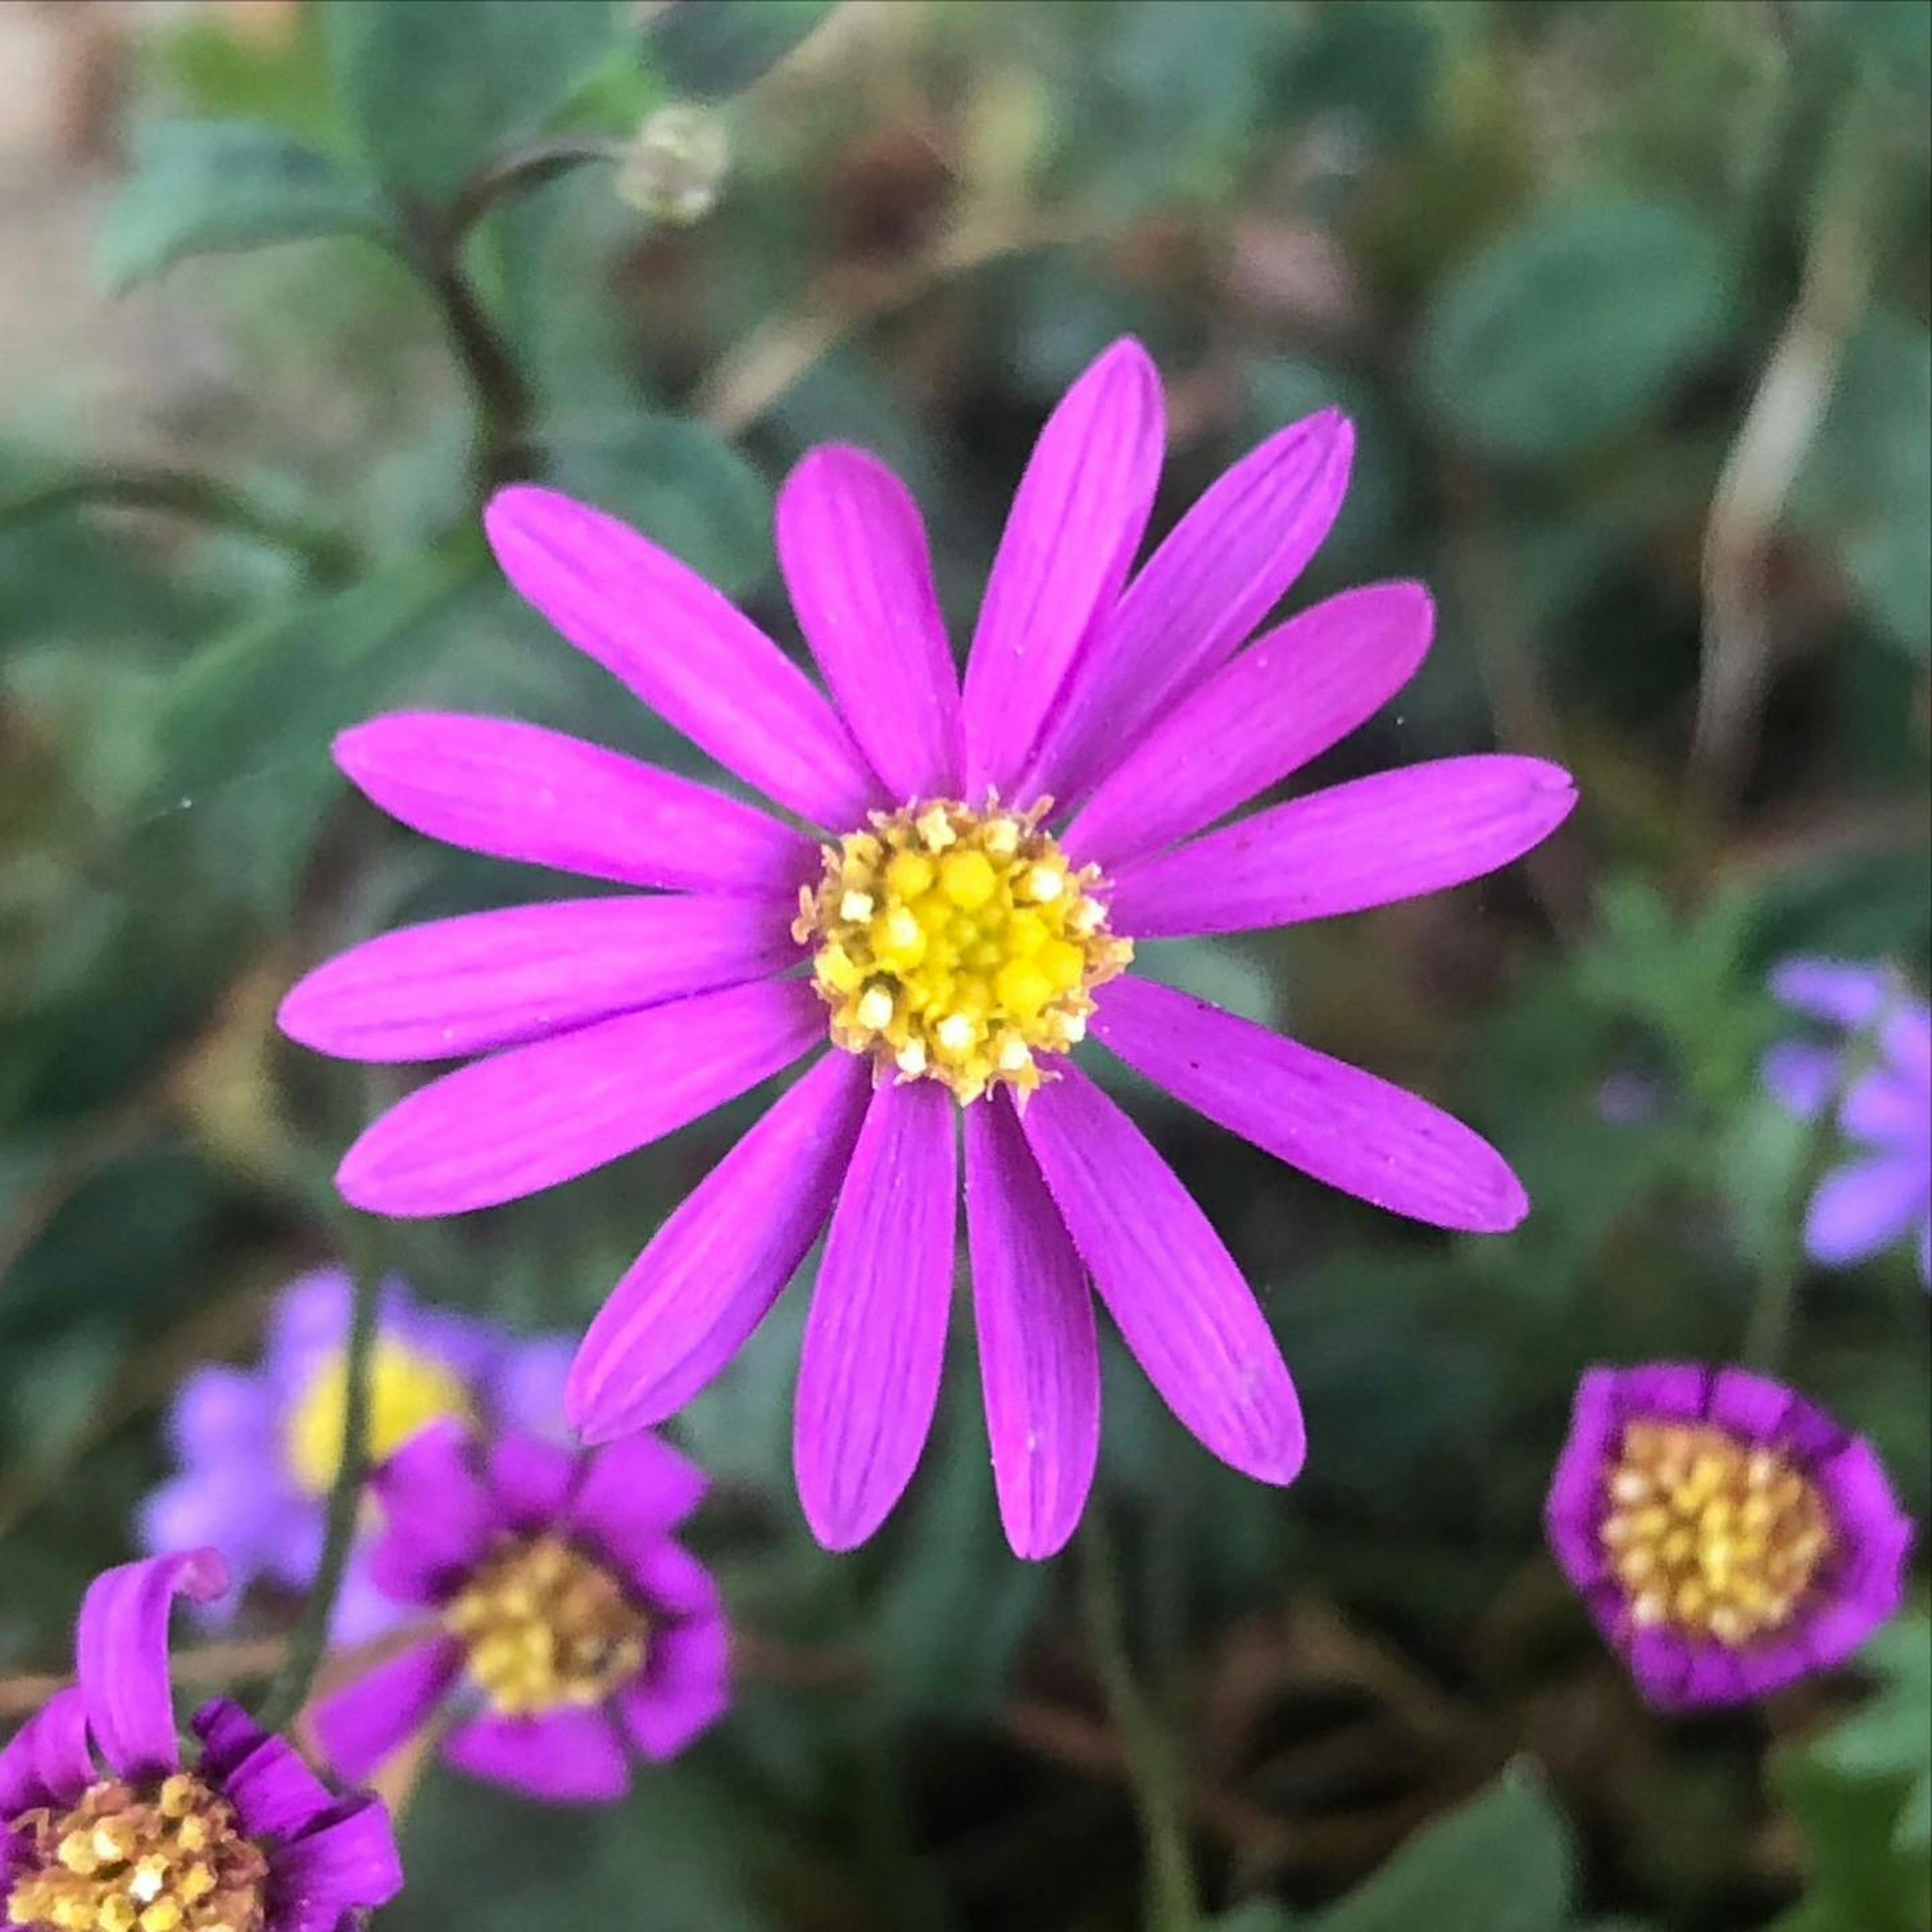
[1080, 1517, 1203, 1932]
[253, 1238, 381, 1735]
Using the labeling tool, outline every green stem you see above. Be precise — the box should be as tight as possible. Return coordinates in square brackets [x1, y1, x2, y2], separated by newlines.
[446, 136, 622, 245]
[253, 1238, 382, 1735]
[1081, 1518, 1203, 1932]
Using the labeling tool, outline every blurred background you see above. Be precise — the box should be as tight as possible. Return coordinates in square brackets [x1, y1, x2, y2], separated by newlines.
[1, 2, 1927, 1927]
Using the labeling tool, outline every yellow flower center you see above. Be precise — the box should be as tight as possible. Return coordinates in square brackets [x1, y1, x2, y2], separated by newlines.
[284, 1340, 472, 1497]
[444, 1534, 651, 1717]
[1598, 1421, 1834, 1647]
[796, 798, 1132, 1103]
[6, 1774, 267, 1932]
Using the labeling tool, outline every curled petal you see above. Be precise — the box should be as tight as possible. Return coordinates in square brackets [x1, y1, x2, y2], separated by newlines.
[0, 1687, 94, 1817]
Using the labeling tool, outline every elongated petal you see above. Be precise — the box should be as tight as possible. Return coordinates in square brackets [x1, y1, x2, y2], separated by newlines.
[335, 713, 817, 897]
[619, 1615, 730, 1760]
[485, 1433, 578, 1530]
[777, 446, 961, 800]
[0, 1687, 93, 1816]
[486, 485, 876, 827]
[1095, 976, 1527, 1232]
[337, 978, 823, 1217]
[1762, 1040, 1841, 1120]
[1108, 755, 1577, 939]
[443, 1708, 631, 1803]
[1842, 1065, 1932, 1149]
[310, 1641, 464, 1785]
[1066, 583, 1433, 869]
[793, 1080, 958, 1550]
[77, 1550, 228, 1780]
[1028, 410, 1354, 803]
[571, 1050, 869, 1439]
[281, 895, 799, 1064]
[1769, 958, 1892, 1029]
[961, 341, 1164, 795]
[568, 1433, 708, 1559]
[1019, 1065, 1303, 1482]
[365, 1420, 501, 1603]
[1805, 1154, 1929, 1266]
[267, 1795, 405, 1929]
[190, 1700, 334, 1840]
[964, 1098, 1100, 1559]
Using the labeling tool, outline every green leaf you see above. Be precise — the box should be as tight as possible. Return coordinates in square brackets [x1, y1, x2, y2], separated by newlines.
[1769, 1750, 1931, 1932]
[1808, 1620, 1932, 1854]
[1417, 195, 1735, 462]
[94, 119, 392, 292]
[1313, 1762, 1574, 1932]
[646, 0, 838, 99]
[324, 0, 620, 205]
[541, 411, 773, 597]
[1216, 1905, 1299, 1932]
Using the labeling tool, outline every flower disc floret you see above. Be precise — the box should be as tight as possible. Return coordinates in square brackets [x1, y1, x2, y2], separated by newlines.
[797, 798, 1131, 1103]
[285, 1337, 472, 1498]
[444, 1534, 651, 1718]
[7, 1773, 267, 1932]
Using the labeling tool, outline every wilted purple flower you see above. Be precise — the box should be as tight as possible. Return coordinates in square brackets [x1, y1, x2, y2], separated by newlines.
[310, 1423, 727, 1805]
[1, 1550, 401, 1931]
[1545, 1364, 1912, 1709]
[1763, 959, 1930, 1286]
[138, 1268, 573, 1638]
[280, 338, 1577, 1557]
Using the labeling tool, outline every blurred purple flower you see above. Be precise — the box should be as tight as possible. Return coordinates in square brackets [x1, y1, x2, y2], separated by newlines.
[1763, 958, 1931, 1285]
[138, 1269, 574, 1640]
[1546, 1364, 1912, 1709]
[279, 337, 1577, 1558]
[1, 1551, 401, 1931]
[311, 1423, 728, 1805]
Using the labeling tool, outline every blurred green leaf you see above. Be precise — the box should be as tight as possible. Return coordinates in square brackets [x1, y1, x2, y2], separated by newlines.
[1807, 1619, 1932, 1854]
[1217, 1904, 1299, 1931]
[1769, 1749, 1931, 1932]
[646, 0, 838, 100]
[95, 120, 393, 293]
[1417, 195, 1734, 461]
[1312, 1762, 1574, 1932]
[325, 0, 620, 205]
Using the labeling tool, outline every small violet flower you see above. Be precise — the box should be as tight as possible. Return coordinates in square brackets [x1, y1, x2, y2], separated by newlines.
[1545, 1364, 1913, 1709]
[1, 1550, 401, 1932]
[1762, 958, 1931, 1286]
[280, 338, 1578, 1557]
[138, 1268, 573, 1639]
[311, 1422, 729, 1805]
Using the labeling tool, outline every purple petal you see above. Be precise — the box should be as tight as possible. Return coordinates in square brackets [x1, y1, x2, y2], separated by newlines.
[1544, 1369, 1618, 1589]
[164, 1363, 275, 1465]
[1769, 958, 1892, 1029]
[77, 1550, 227, 1781]
[618, 1616, 730, 1761]
[337, 978, 824, 1218]
[266, 1794, 405, 1928]
[964, 1098, 1100, 1561]
[1107, 756, 1578, 939]
[365, 1420, 502, 1605]
[310, 1640, 464, 1786]
[1065, 582, 1433, 869]
[1884, 1005, 1931, 1083]
[1813, 1438, 1915, 1586]
[960, 340, 1165, 796]
[485, 485, 877, 828]
[135, 1472, 284, 1591]
[442, 1708, 631, 1804]
[1094, 976, 1528, 1232]
[1028, 409, 1354, 804]
[485, 1433, 579, 1530]
[190, 1701, 334, 1840]
[1762, 1040, 1842, 1120]
[334, 712, 817, 897]
[793, 1080, 958, 1551]
[1841, 1064, 1931, 1150]
[1018, 1064, 1304, 1483]
[0, 1687, 93, 1816]
[1805, 1153, 1929, 1266]
[776, 445, 961, 800]
[281, 894, 799, 1065]
[570, 1050, 869, 1440]
[629, 1539, 726, 1621]
[488, 1335, 576, 1441]
[1703, 1367, 1803, 1448]
[1607, 1362, 1714, 1425]
[567, 1433, 708, 1561]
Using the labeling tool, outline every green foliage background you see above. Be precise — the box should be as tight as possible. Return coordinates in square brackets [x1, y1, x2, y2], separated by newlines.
[1, 2, 1927, 1927]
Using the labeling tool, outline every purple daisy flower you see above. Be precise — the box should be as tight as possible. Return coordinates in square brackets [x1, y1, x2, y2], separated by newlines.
[310, 1421, 728, 1805]
[1545, 1364, 1913, 1709]
[1763, 958, 1931, 1286]
[279, 338, 1578, 1557]
[138, 1268, 574, 1639]
[1, 1550, 401, 1931]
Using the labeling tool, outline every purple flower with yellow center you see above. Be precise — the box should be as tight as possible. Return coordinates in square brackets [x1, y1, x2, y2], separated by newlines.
[138, 1269, 572, 1639]
[1762, 958, 1931, 1287]
[279, 338, 1578, 1557]
[1545, 1364, 1913, 1709]
[309, 1421, 727, 1805]
[1, 1550, 401, 1932]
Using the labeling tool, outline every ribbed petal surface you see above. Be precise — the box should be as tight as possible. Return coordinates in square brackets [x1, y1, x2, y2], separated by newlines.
[1095, 976, 1528, 1231]
[960, 340, 1164, 795]
[1019, 1065, 1303, 1483]
[793, 1080, 958, 1550]
[964, 1098, 1099, 1560]
[777, 445, 961, 801]
[486, 486, 877, 828]
[0, 1687, 93, 1816]
[337, 979, 823, 1217]
[1108, 755, 1577, 938]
